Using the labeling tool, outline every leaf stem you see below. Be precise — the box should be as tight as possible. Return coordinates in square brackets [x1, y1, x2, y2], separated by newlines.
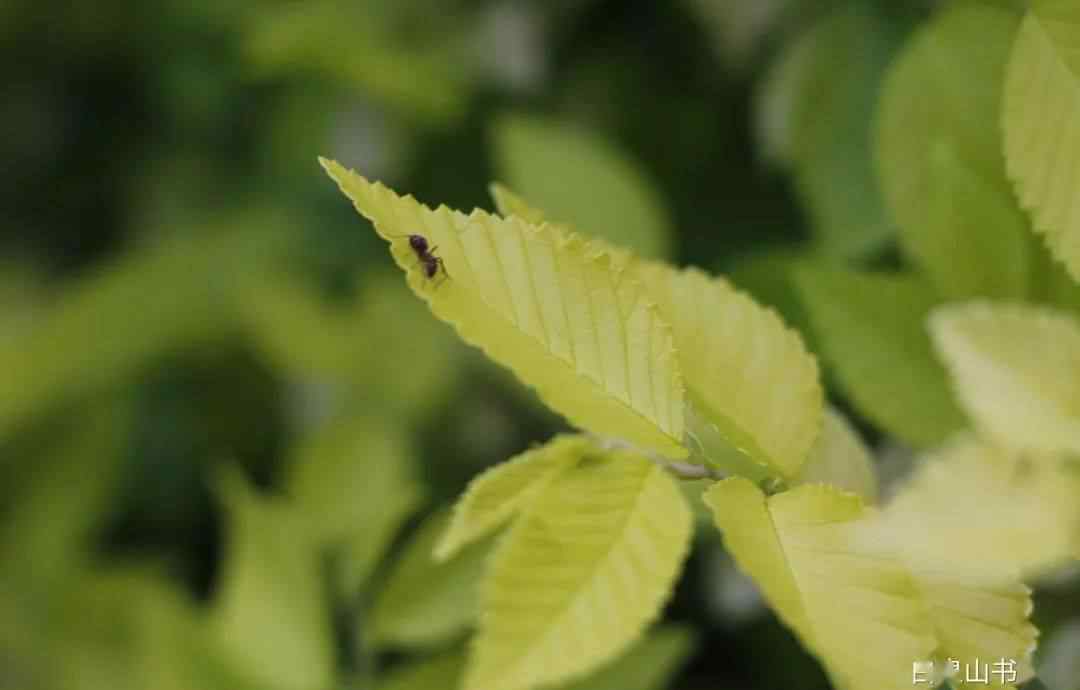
[590, 435, 724, 481]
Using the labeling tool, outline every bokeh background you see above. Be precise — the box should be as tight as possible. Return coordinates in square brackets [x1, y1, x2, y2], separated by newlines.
[2, 0, 1077, 689]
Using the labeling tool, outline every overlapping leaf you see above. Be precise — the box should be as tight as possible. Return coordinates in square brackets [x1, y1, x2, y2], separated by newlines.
[706, 478, 1040, 689]
[794, 407, 878, 503]
[929, 302, 1080, 454]
[436, 435, 585, 560]
[871, 435, 1080, 585]
[876, 2, 1037, 300]
[1004, 1, 1080, 282]
[322, 160, 686, 457]
[795, 266, 966, 447]
[636, 263, 822, 480]
[705, 478, 935, 690]
[467, 444, 691, 690]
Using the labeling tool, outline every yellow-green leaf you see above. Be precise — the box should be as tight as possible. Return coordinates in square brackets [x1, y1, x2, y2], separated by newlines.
[287, 418, 424, 591]
[929, 302, 1080, 454]
[321, 160, 686, 458]
[872, 435, 1080, 585]
[795, 266, 967, 447]
[794, 407, 878, 503]
[1004, 1, 1080, 282]
[704, 478, 935, 690]
[638, 263, 822, 480]
[877, 2, 1035, 299]
[491, 114, 671, 259]
[370, 508, 490, 649]
[212, 469, 333, 690]
[436, 435, 584, 561]
[467, 447, 692, 690]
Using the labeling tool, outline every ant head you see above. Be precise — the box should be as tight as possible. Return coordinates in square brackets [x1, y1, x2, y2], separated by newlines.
[408, 235, 428, 252]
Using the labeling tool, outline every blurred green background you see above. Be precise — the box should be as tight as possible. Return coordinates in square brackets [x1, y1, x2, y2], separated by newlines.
[2, 0, 1077, 689]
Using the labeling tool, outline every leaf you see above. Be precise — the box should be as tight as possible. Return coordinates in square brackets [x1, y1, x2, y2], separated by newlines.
[287, 418, 425, 591]
[491, 114, 671, 259]
[704, 478, 936, 690]
[369, 508, 490, 649]
[436, 435, 584, 561]
[876, 2, 1038, 298]
[244, 1, 470, 123]
[794, 407, 878, 503]
[929, 302, 1080, 454]
[467, 446, 692, 690]
[917, 139, 1035, 300]
[795, 266, 967, 447]
[558, 625, 695, 690]
[871, 435, 1080, 585]
[212, 469, 334, 690]
[757, 5, 897, 258]
[1003, 1, 1080, 282]
[637, 263, 822, 481]
[0, 223, 282, 437]
[242, 270, 461, 418]
[321, 160, 686, 458]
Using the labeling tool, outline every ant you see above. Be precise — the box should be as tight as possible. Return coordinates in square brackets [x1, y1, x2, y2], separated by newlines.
[387, 232, 447, 285]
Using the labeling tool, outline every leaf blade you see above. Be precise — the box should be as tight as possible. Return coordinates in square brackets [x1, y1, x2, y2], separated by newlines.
[322, 160, 686, 457]
[1003, 2, 1080, 282]
[467, 446, 692, 690]
[929, 302, 1080, 454]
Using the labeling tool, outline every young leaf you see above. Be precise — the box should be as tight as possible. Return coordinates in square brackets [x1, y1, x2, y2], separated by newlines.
[876, 2, 1034, 298]
[794, 407, 878, 503]
[467, 447, 692, 690]
[212, 469, 334, 690]
[321, 160, 686, 458]
[436, 435, 585, 561]
[704, 478, 936, 690]
[286, 419, 424, 591]
[795, 266, 967, 448]
[1003, 2, 1080, 282]
[871, 435, 1080, 584]
[491, 114, 671, 259]
[369, 508, 490, 649]
[637, 263, 822, 480]
[929, 303, 1080, 454]
[758, 5, 896, 258]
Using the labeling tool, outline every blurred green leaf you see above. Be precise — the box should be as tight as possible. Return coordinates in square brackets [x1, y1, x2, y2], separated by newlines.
[757, 5, 897, 258]
[491, 114, 672, 259]
[244, 1, 471, 124]
[376, 651, 466, 690]
[287, 417, 425, 592]
[1003, 1, 1080, 284]
[0, 398, 130, 589]
[241, 270, 461, 420]
[0, 219, 288, 439]
[876, 2, 1036, 294]
[368, 508, 489, 650]
[795, 266, 966, 447]
[212, 468, 334, 690]
[558, 625, 695, 690]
